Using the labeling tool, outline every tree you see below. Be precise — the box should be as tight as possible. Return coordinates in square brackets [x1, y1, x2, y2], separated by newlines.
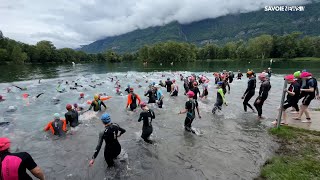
[104, 50, 120, 62]
[0, 48, 8, 64]
[248, 34, 273, 59]
[36, 41, 56, 62]
[0, 30, 3, 39]
[11, 45, 27, 64]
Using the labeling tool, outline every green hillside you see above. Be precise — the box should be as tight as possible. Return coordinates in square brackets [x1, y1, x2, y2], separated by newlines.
[79, 2, 320, 53]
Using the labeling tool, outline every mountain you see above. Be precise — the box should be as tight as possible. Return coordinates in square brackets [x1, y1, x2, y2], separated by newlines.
[79, 2, 320, 53]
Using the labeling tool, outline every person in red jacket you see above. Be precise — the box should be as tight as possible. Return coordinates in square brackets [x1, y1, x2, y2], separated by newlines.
[126, 88, 141, 111]
[44, 113, 67, 136]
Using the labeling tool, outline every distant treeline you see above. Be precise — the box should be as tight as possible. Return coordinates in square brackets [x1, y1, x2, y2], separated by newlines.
[139, 32, 320, 62]
[0, 30, 320, 64]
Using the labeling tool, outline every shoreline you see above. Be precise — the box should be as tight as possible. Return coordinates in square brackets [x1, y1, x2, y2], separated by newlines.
[1, 57, 320, 65]
[256, 126, 320, 180]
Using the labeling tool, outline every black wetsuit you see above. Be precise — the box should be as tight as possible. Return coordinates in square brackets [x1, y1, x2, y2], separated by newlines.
[267, 70, 272, 78]
[191, 87, 200, 107]
[89, 100, 107, 112]
[237, 72, 243, 80]
[254, 80, 271, 117]
[165, 80, 173, 92]
[188, 81, 194, 90]
[130, 93, 139, 111]
[184, 100, 196, 131]
[52, 119, 66, 136]
[125, 88, 130, 94]
[183, 79, 189, 94]
[301, 78, 317, 106]
[283, 81, 300, 110]
[0, 152, 38, 180]
[145, 89, 156, 103]
[243, 77, 256, 112]
[138, 109, 155, 143]
[221, 80, 230, 95]
[65, 110, 79, 127]
[228, 73, 234, 83]
[92, 124, 126, 167]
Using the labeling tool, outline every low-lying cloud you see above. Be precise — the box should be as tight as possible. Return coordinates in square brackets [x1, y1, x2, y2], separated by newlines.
[0, 0, 310, 48]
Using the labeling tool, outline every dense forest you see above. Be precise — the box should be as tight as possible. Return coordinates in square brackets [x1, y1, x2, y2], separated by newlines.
[0, 30, 320, 64]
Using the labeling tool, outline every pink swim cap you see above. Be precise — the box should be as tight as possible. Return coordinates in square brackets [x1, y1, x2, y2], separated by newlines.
[300, 72, 312, 78]
[285, 74, 294, 81]
[0, 137, 10, 151]
[186, 91, 195, 98]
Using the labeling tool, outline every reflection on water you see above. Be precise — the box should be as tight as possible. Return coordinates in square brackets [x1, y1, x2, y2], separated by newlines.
[0, 63, 319, 179]
[1, 60, 320, 83]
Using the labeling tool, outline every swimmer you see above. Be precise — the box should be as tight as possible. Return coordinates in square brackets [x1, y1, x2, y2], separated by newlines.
[190, 82, 201, 118]
[254, 73, 271, 120]
[65, 104, 79, 128]
[89, 113, 126, 167]
[145, 85, 157, 104]
[237, 70, 243, 80]
[293, 72, 318, 122]
[12, 85, 27, 91]
[178, 91, 200, 133]
[0, 137, 45, 180]
[44, 113, 67, 137]
[126, 88, 141, 111]
[242, 71, 256, 112]
[125, 85, 130, 94]
[170, 80, 179, 96]
[165, 78, 173, 93]
[138, 102, 155, 144]
[212, 82, 227, 114]
[88, 95, 107, 112]
[154, 85, 164, 108]
[273, 75, 300, 125]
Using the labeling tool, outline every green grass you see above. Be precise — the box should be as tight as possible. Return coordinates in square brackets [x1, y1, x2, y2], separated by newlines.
[259, 126, 320, 180]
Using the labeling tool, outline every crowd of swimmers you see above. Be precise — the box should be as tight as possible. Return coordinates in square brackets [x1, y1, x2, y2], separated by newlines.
[0, 68, 319, 179]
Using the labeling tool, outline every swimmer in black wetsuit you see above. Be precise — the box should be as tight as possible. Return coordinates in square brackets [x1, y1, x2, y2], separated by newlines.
[138, 102, 155, 144]
[237, 70, 243, 80]
[293, 72, 318, 122]
[242, 71, 256, 112]
[165, 78, 173, 93]
[144, 86, 157, 104]
[179, 91, 201, 133]
[89, 113, 126, 167]
[273, 74, 300, 125]
[190, 82, 201, 118]
[254, 73, 271, 119]
[65, 104, 79, 128]
[125, 85, 130, 94]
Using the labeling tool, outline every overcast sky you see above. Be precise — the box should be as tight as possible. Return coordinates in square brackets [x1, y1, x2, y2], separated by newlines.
[0, 0, 309, 48]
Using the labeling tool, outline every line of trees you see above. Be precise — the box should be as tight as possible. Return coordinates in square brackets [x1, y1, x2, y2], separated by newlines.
[140, 32, 320, 62]
[1, 30, 320, 64]
[0, 31, 124, 64]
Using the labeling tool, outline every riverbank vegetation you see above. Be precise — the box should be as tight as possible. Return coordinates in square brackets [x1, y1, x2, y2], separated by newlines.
[257, 126, 320, 180]
[1, 30, 320, 64]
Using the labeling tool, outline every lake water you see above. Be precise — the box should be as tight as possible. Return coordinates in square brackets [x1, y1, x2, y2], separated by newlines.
[0, 60, 319, 179]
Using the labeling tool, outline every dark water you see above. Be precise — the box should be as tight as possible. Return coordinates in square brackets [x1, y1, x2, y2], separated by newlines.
[0, 60, 319, 180]
[1, 60, 319, 83]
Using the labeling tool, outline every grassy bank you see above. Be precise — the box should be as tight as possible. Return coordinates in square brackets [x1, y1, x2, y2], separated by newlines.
[256, 126, 320, 180]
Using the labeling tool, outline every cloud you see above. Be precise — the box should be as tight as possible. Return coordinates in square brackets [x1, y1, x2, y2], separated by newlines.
[0, 0, 310, 48]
